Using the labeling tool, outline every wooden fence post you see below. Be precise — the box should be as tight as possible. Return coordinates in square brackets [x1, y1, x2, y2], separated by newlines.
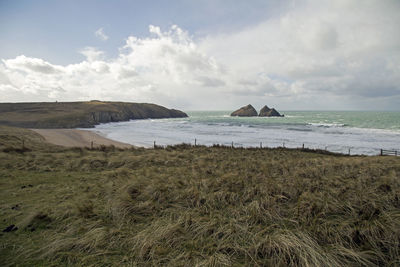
[231, 141, 234, 148]
[348, 148, 350, 155]
[195, 138, 197, 147]
[380, 149, 383, 156]
[154, 141, 156, 149]
[302, 143, 304, 149]
[260, 142, 262, 149]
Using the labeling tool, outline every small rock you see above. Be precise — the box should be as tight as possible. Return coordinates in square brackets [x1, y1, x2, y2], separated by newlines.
[11, 204, 20, 210]
[3, 224, 18, 232]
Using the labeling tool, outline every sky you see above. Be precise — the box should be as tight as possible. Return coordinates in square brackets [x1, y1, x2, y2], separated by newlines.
[0, 0, 399, 110]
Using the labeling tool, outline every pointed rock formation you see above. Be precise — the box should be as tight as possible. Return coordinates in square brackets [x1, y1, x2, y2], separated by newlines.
[259, 105, 283, 117]
[231, 104, 258, 117]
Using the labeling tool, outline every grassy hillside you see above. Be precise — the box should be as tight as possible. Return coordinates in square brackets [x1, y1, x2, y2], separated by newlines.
[0, 127, 399, 266]
[0, 101, 187, 128]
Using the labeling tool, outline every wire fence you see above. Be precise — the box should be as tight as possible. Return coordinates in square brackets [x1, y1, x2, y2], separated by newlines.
[152, 139, 399, 157]
[12, 137, 399, 157]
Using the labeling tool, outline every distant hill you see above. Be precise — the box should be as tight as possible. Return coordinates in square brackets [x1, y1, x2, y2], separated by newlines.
[0, 101, 188, 128]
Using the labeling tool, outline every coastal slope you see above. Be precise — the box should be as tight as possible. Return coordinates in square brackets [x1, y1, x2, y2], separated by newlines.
[0, 101, 187, 128]
[0, 127, 399, 266]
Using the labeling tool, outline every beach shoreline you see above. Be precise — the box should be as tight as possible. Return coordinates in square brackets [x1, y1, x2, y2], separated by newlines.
[31, 128, 133, 149]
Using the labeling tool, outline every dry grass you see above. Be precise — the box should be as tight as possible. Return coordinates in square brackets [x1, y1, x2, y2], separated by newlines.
[0, 127, 399, 266]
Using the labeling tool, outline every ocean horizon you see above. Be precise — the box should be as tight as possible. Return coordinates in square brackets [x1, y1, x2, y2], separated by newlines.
[86, 110, 400, 156]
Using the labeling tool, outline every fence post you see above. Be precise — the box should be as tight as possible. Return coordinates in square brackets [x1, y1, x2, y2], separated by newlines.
[231, 141, 234, 148]
[302, 143, 304, 149]
[283, 142, 285, 148]
[260, 142, 262, 149]
[380, 149, 383, 156]
[396, 150, 398, 156]
[195, 138, 197, 147]
[154, 141, 156, 149]
[348, 148, 350, 155]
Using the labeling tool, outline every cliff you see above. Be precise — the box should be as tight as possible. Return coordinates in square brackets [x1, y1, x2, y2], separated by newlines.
[231, 104, 258, 117]
[0, 101, 188, 128]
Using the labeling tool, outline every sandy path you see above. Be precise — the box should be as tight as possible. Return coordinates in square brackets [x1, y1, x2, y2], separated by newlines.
[31, 129, 133, 149]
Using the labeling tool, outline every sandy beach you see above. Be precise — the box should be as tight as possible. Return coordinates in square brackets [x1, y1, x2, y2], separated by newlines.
[31, 129, 133, 148]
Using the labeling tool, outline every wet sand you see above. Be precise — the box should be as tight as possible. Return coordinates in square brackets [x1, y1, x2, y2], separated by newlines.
[31, 129, 133, 149]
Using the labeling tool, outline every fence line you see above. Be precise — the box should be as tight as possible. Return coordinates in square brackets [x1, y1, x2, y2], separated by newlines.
[146, 139, 399, 156]
[70, 138, 400, 156]
[380, 149, 398, 156]
[147, 139, 398, 156]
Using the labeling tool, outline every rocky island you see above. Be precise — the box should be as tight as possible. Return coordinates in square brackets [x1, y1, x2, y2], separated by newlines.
[0, 101, 188, 128]
[231, 104, 283, 117]
[259, 105, 284, 117]
[230, 104, 258, 117]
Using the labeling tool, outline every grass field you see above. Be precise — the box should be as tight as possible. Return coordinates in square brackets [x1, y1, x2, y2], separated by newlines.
[0, 126, 399, 266]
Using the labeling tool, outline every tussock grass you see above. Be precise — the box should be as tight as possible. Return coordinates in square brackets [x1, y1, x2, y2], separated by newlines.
[0, 127, 399, 266]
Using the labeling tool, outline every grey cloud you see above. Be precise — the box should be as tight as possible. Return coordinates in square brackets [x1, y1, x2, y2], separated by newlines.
[308, 22, 338, 50]
[0, 69, 11, 85]
[238, 79, 258, 86]
[118, 68, 138, 79]
[177, 53, 212, 71]
[196, 76, 225, 87]
[358, 86, 400, 98]
[25, 62, 58, 74]
[231, 80, 279, 96]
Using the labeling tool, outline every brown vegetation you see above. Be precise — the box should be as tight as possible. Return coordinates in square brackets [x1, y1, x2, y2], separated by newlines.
[0, 126, 399, 266]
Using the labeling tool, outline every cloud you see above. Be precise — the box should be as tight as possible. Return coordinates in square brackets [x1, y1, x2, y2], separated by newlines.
[195, 76, 225, 87]
[0, 0, 399, 110]
[0, 25, 224, 104]
[95, 27, 109, 41]
[79, 47, 104, 62]
[199, 0, 400, 105]
[2, 55, 61, 74]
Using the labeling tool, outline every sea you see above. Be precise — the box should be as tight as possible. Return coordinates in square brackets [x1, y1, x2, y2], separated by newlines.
[87, 111, 400, 156]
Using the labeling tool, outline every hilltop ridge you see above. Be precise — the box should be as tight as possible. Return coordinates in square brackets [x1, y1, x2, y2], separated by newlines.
[0, 101, 187, 128]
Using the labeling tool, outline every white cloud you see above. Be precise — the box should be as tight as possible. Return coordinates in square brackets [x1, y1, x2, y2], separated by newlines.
[0, 0, 399, 110]
[0, 25, 224, 105]
[2, 55, 62, 74]
[79, 47, 104, 62]
[95, 27, 109, 41]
